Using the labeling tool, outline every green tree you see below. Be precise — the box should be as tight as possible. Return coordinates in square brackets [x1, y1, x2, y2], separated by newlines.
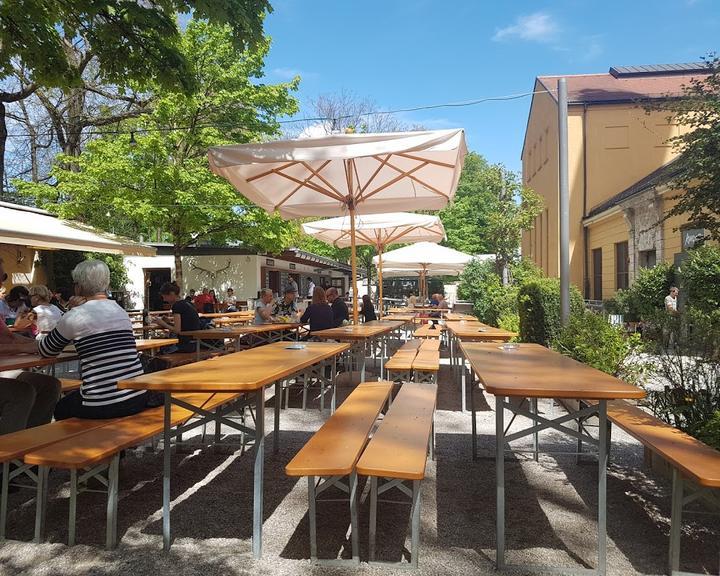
[0, 0, 271, 188]
[647, 55, 720, 239]
[18, 20, 299, 286]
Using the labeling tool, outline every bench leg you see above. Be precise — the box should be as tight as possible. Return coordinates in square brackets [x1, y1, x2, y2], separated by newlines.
[369, 476, 378, 561]
[106, 454, 120, 550]
[410, 479, 422, 568]
[302, 372, 308, 411]
[0, 461, 9, 540]
[308, 476, 317, 561]
[163, 392, 172, 551]
[274, 380, 281, 454]
[470, 368, 477, 460]
[349, 470, 359, 564]
[68, 469, 78, 546]
[461, 356, 467, 412]
[669, 469, 683, 575]
[531, 398, 539, 462]
[331, 356, 337, 414]
[33, 465, 49, 543]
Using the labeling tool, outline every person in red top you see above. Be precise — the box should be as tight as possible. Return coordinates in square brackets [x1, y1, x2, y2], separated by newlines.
[192, 287, 214, 314]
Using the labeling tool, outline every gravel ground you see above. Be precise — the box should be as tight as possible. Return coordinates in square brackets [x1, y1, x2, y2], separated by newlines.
[0, 355, 718, 576]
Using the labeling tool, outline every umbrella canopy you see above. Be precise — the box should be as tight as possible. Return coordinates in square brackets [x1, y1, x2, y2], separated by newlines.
[0, 202, 155, 256]
[302, 212, 445, 316]
[208, 129, 467, 322]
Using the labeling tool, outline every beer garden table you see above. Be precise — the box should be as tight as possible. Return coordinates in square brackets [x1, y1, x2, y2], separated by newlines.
[118, 340, 351, 558]
[311, 320, 405, 381]
[459, 342, 645, 576]
[180, 323, 302, 360]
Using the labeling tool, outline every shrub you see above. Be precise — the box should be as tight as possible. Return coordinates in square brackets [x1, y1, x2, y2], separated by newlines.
[518, 278, 583, 345]
[603, 262, 675, 321]
[552, 309, 643, 384]
[680, 245, 720, 313]
[696, 411, 720, 451]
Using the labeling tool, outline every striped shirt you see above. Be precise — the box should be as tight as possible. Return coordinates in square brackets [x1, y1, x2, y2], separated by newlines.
[39, 299, 145, 407]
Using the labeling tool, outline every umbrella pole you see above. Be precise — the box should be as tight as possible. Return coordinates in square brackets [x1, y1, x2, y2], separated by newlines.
[349, 205, 359, 324]
[377, 248, 383, 319]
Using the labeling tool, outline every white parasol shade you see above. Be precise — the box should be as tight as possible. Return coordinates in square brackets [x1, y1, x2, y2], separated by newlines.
[208, 129, 466, 322]
[302, 213, 445, 316]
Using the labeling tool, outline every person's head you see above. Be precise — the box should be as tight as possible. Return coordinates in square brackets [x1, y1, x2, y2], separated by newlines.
[437, 293, 445, 301]
[312, 286, 327, 305]
[362, 294, 372, 308]
[202, 287, 209, 295]
[259, 288, 273, 304]
[29, 285, 52, 306]
[188, 288, 196, 297]
[71, 259, 110, 297]
[227, 287, 234, 296]
[7, 286, 30, 310]
[670, 286, 679, 297]
[306, 277, 313, 283]
[283, 287, 296, 302]
[56, 287, 72, 304]
[209, 289, 216, 299]
[326, 287, 339, 302]
[159, 281, 182, 304]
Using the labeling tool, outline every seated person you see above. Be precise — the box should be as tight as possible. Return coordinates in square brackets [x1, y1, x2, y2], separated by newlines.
[1, 260, 150, 420]
[155, 282, 201, 353]
[29, 285, 63, 339]
[4, 286, 31, 326]
[326, 287, 349, 327]
[429, 293, 440, 307]
[361, 294, 377, 322]
[223, 287, 237, 312]
[273, 287, 299, 320]
[0, 258, 61, 435]
[430, 293, 449, 318]
[254, 288, 274, 325]
[300, 286, 334, 332]
[193, 287, 213, 314]
[407, 292, 417, 308]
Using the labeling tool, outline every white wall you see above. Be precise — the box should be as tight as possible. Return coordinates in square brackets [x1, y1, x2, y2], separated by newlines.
[124, 255, 174, 309]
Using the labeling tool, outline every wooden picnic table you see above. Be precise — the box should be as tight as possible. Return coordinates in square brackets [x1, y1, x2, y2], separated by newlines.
[460, 342, 644, 575]
[118, 340, 351, 558]
[199, 311, 254, 319]
[211, 316, 252, 326]
[0, 338, 178, 373]
[444, 313, 478, 321]
[312, 320, 405, 381]
[179, 323, 302, 359]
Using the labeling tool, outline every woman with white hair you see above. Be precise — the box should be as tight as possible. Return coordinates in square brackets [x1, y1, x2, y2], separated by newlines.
[28, 284, 63, 338]
[0, 260, 149, 419]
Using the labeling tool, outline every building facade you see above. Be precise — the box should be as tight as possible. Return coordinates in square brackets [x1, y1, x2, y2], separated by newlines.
[520, 63, 710, 300]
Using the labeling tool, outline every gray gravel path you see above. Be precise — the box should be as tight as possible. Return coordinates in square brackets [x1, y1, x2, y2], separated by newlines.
[0, 358, 718, 576]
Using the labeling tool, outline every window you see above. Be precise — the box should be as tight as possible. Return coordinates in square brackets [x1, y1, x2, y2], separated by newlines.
[615, 242, 629, 290]
[639, 249, 656, 268]
[592, 248, 603, 300]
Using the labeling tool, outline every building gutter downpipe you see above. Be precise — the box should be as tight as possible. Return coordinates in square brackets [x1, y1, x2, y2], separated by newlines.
[558, 78, 570, 325]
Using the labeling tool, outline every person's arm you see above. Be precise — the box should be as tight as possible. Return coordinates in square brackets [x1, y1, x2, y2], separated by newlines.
[155, 314, 176, 331]
[258, 304, 273, 322]
[300, 306, 311, 324]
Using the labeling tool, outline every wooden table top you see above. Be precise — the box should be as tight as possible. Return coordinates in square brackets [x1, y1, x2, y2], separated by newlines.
[446, 322, 516, 341]
[445, 313, 478, 321]
[413, 324, 443, 338]
[118, 341, 351, 392]
[312, 320, 404, 341]
[460, 342, 645, 400]
[135, 338, 178, 350]
[180, 323, 300, 339]
[212, 316, 252, 326]
[382, 314, 416, 322]
[199, 311, 254, 319]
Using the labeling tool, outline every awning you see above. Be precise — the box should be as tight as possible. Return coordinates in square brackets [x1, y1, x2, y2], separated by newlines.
[0, 203, 155, 256]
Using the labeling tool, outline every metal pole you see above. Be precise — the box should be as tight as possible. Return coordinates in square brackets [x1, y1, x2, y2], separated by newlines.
[377, 247, 384, 319]
[349, 203, 359, 324]
[558, 77, 570, 325]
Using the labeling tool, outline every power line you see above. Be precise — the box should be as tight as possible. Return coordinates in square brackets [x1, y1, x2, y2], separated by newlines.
[3, 88, 553, 139]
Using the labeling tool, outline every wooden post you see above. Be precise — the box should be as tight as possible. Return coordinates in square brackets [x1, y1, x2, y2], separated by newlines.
[377, 248, 383, 319]
[349, 203, 359, 324]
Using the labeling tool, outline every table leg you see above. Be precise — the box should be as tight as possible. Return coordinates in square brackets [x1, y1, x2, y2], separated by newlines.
[196, 339, 201, 362]
[331, 355, 337, 413]
[359, 344, 366, 383]
[163, 392, 171, 551]
[449, 333, 455, 373]
[597, 399, 608, 576]
[460, 349, 467, 413]
[380, 335, 386, 380]
[496, 395, 505, 569]
[253, 388, 265, 559]
[274, 381, 281, 454]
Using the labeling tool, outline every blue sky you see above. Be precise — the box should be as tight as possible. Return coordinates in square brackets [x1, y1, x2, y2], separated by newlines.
[262, 0, 718, 172]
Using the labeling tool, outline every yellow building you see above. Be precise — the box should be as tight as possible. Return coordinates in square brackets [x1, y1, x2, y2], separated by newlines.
[520, 63, 710, 301]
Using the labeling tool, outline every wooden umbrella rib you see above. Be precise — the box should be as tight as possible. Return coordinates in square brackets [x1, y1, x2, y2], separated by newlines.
[273, 170, 344, 202]
[300, 161, 344, 199]
[396, 152, 456, 169]
[384, 159, 450, 199]
[246, 161, 300, 183]
[386, 225, 420, 245]
[355, 230, 376, 245]
[358, 154, 393, 197]
[359, 162, 429, 203]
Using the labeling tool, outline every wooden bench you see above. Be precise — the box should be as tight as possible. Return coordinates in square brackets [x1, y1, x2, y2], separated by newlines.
[356, 383, 437, 567]
[59, 379, 81, 394]
[598, 400, 720, 575]
[285, 381, 393, 564]
[419, 339, 440, 351]
[412, 349, 440, 384]
[385, 349, 418, 384]
[20, 392, 241, 549]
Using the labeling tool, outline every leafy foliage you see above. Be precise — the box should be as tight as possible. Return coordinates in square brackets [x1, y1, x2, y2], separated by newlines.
[679, 245, 720, 312]
[696, 411, 720, 451]
[552, 309, 643, 384]
[517, 278, 584, 345]
[603, 261, 675, 321]
[18, 21, 299, 285]
[646, 55, 720, 239]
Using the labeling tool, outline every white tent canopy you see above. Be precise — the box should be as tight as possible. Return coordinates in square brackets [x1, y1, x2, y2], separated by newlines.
[209, 129, 467, 322]
[302, 212, 444, 248]
[0, 203, 155, 256]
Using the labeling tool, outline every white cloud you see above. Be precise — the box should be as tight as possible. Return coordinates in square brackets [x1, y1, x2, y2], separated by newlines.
[271, 67, 319, 80]
[493, 12, 560, 43]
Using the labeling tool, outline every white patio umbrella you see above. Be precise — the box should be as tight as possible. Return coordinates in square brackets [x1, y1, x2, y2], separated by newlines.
[302, 212, 445, 317]
[375, 242, 474, 302]
[208, 129, 466, 323]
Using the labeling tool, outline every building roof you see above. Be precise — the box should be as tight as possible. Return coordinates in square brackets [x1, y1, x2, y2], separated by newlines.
[586, 157, 684, 219]
[537, 63, 710, 105]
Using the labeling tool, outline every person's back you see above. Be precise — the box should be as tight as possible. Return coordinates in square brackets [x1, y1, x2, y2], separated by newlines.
[171, 298, 201, 351]
[301, 303, 334, 332]
[330, 297, 349, 327]
[361, 296, 377, 322]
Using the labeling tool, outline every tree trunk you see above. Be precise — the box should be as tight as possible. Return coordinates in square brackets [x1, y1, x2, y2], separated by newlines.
[173, 246, 183, 289]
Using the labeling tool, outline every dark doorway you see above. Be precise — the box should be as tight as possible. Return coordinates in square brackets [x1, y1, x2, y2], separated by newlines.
[592, 248, 602, 301]
[268, 270, 281, 296]
[144, 268, 171, 311]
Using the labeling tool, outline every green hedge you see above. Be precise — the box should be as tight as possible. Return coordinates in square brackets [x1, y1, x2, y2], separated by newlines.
[518, 278, 584, 345]
[680, 245, 720, 313]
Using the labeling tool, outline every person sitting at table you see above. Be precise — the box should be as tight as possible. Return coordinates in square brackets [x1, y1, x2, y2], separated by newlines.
[193, 287, 213, 314]
[254, 288, 274, 325]
[223, 287, 237, 312]
[50, 286, 72, 313]
[4, 286, 31, 324]
[0, 258, 61, 436]
[407, 292, 417, 308]
[28, 285, 63, 339]
[326, 287, 349, 327]
[155, 282, 201, 353]
[361, 294, 377, 322]
[273, 287, 299, 320]
[0, 259, 150, 420]
[300, 286, 334, 333]
[208, 289, 220, 313]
